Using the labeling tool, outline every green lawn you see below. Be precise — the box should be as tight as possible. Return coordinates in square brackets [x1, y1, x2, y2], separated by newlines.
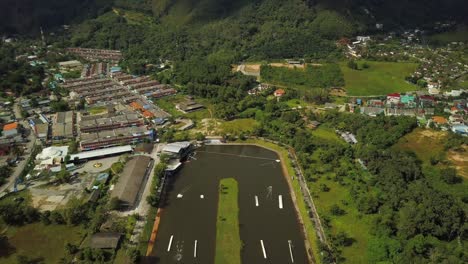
[310, 177, 374, 263]
[219, 118, 259, 135]
[429, 26, 468, 44]
[312, 126, 345, 145]
[88, 106, 108, 115]
[215, 178, 241, 264]
[0, 223, 86, 263]
[340, 61, 418, 96]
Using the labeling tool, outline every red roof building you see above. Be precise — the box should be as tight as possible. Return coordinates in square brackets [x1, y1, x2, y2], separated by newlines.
[274, 89, 286, 97]
[3, 122, 18, 131]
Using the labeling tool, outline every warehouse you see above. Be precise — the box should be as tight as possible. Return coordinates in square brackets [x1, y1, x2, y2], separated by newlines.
[110, 155, 153, 210]
[80, 126, 154, 150]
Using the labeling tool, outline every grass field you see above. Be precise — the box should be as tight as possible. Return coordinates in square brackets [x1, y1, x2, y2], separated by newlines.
[88, 106, 108, 115]
[306, 148, 374, 263]
[429, 26, 468, 44]
[311, 126, 345, 145]
[219, 118, 259, 135]
[340, 61, 418, 96]
[394, 128, 468, 200]
[215, 178, 241, 264]
[1, 223, 85, 264]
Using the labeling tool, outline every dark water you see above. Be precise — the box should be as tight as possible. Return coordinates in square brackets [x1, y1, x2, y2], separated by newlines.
[150, 145, 308, 264]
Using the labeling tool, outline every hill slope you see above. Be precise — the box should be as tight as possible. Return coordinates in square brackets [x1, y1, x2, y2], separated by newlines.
[1, 0, 467, 35]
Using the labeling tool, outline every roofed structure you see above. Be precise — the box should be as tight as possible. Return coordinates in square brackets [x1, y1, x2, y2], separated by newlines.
[111, 156, 152, 209]
[90, 233, 121, 249]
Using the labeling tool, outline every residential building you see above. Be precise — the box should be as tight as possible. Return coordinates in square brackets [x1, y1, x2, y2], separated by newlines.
[52, 111, 75, 141]
[80, 126, 154, 150]
[386, 93, 401, 105]
[274, 89, 285, 97]
[79, 113, 143, 133]
[2, 122, 19, 138]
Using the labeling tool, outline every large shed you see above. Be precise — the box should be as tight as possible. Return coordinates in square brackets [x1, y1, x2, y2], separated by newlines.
[90, 233, 121, 249]
[111, 155, 152, 210]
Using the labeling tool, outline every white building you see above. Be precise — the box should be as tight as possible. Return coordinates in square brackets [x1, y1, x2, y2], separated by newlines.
[35, 146, 69, 167]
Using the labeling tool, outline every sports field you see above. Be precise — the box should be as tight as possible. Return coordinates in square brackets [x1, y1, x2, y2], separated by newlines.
[148, 145, 308, 263]
[340, 61, 418, 96]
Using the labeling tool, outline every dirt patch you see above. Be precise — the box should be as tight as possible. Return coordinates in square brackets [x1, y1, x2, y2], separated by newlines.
[419, 129, 446, 140]
[330, 87, 347, 97]
[270, 63, 305, 69]
[448, 145, 468, 179]
[244, 64, 261, 74]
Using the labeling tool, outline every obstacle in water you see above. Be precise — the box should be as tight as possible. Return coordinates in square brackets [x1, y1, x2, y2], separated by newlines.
[279, 195, 283, 209]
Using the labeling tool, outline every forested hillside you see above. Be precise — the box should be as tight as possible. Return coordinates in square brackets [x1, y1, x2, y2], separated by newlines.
[2, 0, 467, 35]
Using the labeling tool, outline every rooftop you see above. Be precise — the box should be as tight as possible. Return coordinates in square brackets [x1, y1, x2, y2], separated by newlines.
[111, 156, 152, 209]
[70, 145, 133, 161]
[3, 122, 18, 131]
[90, 233, 121, 249]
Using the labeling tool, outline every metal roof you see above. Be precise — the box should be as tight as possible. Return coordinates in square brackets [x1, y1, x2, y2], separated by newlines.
[70, 145, 132, 160]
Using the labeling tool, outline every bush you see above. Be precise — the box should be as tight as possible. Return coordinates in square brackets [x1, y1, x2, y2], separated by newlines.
[319, 183, 330, 192]
[347, 60, 358, 70]
[330, 204, 346, 216]
[441, 168, 462, 184]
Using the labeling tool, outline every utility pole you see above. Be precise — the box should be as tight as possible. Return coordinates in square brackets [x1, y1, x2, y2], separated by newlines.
[40, 27, 46, 47]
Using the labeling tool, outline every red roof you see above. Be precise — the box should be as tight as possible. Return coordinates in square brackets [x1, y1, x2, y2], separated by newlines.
[274, 89, 286, 96]
[420, 95, 435, 101]
[130, 102, 143, 110]
[142, 110, 154, 118]
[387, 93, 400, 97]
[3, 122, 18, 131]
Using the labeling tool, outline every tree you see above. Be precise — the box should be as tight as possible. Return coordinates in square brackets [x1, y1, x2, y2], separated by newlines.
[109, 197, 122, 211]
[330, 204, 346, 216]
[64, 155, 71, 164]
[333, 231, 354, 247]
[56, 169, 71, 184]
[195, 132, 206, 141]
[347, 60, 358, 70]
[440, 168, 461, 184]
[65, 243, 79, 255]
[128, 248, 140, 264]
[50, 211, 65, 224]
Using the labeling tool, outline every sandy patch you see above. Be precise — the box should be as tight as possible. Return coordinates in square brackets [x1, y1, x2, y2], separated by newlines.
[448, 146, 468, 179]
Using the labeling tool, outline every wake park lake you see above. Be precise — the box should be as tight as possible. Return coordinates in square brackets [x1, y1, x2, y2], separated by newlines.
[149, 144, 309, 264]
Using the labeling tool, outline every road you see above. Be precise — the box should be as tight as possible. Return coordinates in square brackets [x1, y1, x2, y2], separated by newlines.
[0, 98, 37, 196]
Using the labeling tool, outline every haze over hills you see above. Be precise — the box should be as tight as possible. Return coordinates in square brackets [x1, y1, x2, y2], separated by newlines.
[1, 0, 467, 35]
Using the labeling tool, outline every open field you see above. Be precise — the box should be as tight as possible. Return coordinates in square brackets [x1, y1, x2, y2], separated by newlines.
[311, 126, 345, 145]
[215, 178, 241, 264]
[219, 118, 259, 135]
[149, 145, 308, 263]
[340, 61, 418, 96]
[394, 128, 468, 199]
[0, 223, 85, 264]
[88, 106, 108, 115]
[307, 150, 374, 263]
[429, 26, 468, 44]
